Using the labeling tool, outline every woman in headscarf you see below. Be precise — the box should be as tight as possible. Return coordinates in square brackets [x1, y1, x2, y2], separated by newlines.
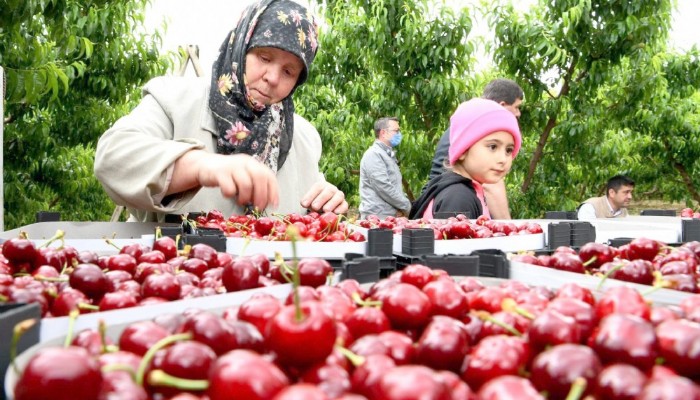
[94, 0, 347, 222]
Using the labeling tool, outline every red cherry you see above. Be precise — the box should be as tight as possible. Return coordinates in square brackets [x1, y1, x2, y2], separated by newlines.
[266, 301, 337, 368]
[141, 272, 181, 301]
[528, 308, 581, 351]
[414, 316, 469, 372]
[272, 383, 330, 400]
[578, 242, 617, 270]
[120, 243, 149, 260]
[105, 253, 138, 275]
[237, 293, 283, 335]
[530, 343, 602, 399]
[595, 285, 651, 321]
[594, 363, 647, 400]
[207, 349, 289, 400]
[14, 346, 102, 400]
[627, 237, 662, 261]
[655, 318, 700, 378]
[297, 258, 333, 288]
[222, 256, 260, 292]
[400, 264, 435, 289]
[477, 375, 544, 400]
[152, 235, 178, 260]
[2, 237, 38, 265]
[461, 335, 530, 390]
[345, 306, 391, 339]
[589, 313, 658, 370]
[99, 291, 138, 311]
[188, 243, 219, 268]
[373, 365, 450, 400]
[71, 328, 115, 356]
[69, 263, 109, 301]
[554, 282, 595, 306]
[177, 311, 259, 355]
[350, 353, 395, 398]
[637, 373, 700, 399]
[50, 288, 93, 317]
[551, 252, 585, 273]
[118, 320, 169, 356]
[546, 297, 596, 342]
[248, 253, 270, 275]
[377, 283, 432, 330]
[599, 259, 654, 285]
[147, 340, 217, 398]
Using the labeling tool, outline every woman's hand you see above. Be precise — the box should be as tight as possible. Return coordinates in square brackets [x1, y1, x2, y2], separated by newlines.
[170, 150, 279, 211]
[301, 181, 348, 214]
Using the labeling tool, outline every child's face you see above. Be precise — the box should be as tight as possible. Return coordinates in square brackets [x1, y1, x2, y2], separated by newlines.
[454, 131, 515, 184]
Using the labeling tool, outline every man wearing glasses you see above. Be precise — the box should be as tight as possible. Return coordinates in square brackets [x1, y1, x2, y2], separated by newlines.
[359, 117, 411, 220]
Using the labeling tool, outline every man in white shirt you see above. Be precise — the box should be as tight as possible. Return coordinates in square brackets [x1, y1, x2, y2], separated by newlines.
[577, 175, 635, 220]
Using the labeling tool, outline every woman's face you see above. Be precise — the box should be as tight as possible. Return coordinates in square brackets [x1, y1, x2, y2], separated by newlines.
[245, 46, 304, 105]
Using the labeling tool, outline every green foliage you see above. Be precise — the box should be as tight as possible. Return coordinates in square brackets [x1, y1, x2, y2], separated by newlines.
[298, 0, 477, 204]
[2, 0, 173, 229]
[300, 0, 699, 218]
[483, 0, 700, 217]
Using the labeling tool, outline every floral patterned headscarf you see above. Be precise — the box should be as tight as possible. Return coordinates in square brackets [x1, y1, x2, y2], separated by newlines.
[209, 0, 318, 171]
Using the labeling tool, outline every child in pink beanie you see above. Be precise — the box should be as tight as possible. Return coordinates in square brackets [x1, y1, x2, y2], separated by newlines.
[409, 98, 521, 220]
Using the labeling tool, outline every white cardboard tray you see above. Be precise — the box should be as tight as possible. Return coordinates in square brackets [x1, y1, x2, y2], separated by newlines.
[38, 283, 292, 343]
[508, 260, 692, 306]
[6, 283, 293, 399]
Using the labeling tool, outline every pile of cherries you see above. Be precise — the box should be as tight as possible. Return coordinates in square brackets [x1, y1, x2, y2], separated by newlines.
[511, 237, 700, 293]
[11, 262, 700, 400]
[681, 208, 700, 218]
[356, 214, 544, 239]
[0, 231, 335, 318]
[193, 210, 366, 242]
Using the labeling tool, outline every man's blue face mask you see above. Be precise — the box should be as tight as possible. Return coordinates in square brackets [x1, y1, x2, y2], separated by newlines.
[389, 131, 402, 147]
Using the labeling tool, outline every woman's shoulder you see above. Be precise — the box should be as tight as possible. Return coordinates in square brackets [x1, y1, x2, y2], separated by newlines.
[143, 75, 209, 100]
[292, 113, 321, 148]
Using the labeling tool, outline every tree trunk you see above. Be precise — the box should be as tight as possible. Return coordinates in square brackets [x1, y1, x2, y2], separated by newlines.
[521, 116, 557, 193]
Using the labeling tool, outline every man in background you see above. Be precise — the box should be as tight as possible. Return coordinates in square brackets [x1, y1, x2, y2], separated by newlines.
[577, 175, 635, 219]
[359, 117, 411, 219]
[426, 78, 524, 219]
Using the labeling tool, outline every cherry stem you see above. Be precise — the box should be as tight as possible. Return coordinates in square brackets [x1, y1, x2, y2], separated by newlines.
[287, 225, 303, 323]
[473, 311, 523, 337]
[101, 363, 137, 379]
[335, 346, 366, 367]
[64, 309, 80, 348]
[351, 292, 382, 308]
[79, 303, 100, 312]
[641, 285, 665, 297]
[564, 377, 587, 400]
[595, 263, 624, 291]
[11, 318, 37, 375]
[32, 275, 69, 283]
[501, 298, 535, 320]
[147, 369, 210, 391]
[99, 320, 108, 354]
[240, 237, 251, 257]
[275, 255, 295, 285]
[155, 226, 163, 239]
[37, 229, 65, 249]
[136, 332, 193, 386]
[582, 255, 597, 268]
[104, 238, 123, 252]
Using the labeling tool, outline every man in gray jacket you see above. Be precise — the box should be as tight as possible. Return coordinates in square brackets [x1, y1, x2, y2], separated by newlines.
[359, 117, 411, 219]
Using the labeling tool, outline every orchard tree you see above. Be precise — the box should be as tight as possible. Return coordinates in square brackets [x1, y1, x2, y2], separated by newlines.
[485, 0, 700, 216]
[2, 0, 172, 229]
[297, 0, 477, 207]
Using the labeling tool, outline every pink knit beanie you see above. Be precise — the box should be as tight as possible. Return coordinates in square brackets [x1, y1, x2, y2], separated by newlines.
[448, 98, 522, 165]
